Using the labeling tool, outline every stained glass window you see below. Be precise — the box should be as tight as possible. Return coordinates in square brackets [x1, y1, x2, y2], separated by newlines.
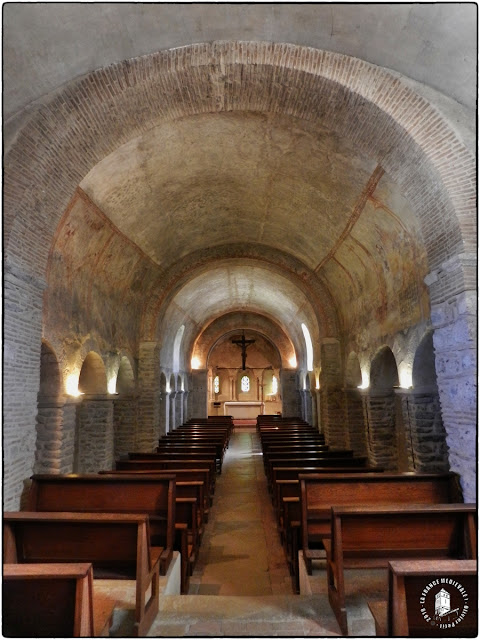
[213, 375, 220, 394]
[241, 375, 250, 392]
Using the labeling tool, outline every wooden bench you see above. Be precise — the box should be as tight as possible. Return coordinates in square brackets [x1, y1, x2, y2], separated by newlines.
[103, 467, 212, 518]
[325, 504, 477, 635]
[265, 455, 368, 491]
[299, 472, 464, 574]
[27, 474, 175, 573]
[368, 559, 477, 637]
[3, 562, 115, 637]
[4, 512, 162, 636]
[116, 458, 216, 498]
[26, 473, 200, 593]
[154, 444, 222, 472]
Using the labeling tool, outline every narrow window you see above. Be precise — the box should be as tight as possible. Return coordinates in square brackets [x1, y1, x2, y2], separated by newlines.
[301, 323, 314, 371]
[241, 375, 250, 393]
[213, 375, 220, 394]
[272, 375, 278, 394]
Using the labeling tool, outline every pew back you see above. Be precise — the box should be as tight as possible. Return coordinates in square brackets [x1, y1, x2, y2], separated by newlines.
[2, 562, 115, 637]
[28, 474, 176, 573]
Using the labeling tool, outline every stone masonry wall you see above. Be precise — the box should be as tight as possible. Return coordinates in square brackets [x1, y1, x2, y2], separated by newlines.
[319, 341, 349, 448]
[428, 257, 477, 501]
[137, 342, 161, 450]
[113, 395, 139, 459]
[400, 391, 450, 473]
[76, 397, 114, 472]
[3, 264, 44, 509]
[345, 390, 368, 457]
[280, 369, 302, 418]
[188, 370, 208, 419]
[34, 400, 64, 473]
[363, 392, 398, 470]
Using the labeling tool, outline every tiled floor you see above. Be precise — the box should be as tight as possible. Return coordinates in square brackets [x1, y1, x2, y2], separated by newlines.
[102, 427, 380, 637]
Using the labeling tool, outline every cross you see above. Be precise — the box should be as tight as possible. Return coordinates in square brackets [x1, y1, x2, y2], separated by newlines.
[231, 330, 255, 370]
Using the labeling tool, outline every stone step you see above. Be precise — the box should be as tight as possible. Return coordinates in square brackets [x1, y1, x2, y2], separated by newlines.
[110, 594, 342, 637]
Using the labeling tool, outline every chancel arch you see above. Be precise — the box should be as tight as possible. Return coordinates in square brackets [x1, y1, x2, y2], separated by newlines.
[206, 328, 284, 418]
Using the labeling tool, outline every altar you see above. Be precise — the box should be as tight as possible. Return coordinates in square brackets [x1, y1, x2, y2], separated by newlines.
[224, 401, 265, 419]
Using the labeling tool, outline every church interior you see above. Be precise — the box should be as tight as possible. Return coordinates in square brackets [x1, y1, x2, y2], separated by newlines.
[3, 3, 477, 637]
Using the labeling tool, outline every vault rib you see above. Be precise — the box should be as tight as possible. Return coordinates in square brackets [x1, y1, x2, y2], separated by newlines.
[314, 164, 384, 273]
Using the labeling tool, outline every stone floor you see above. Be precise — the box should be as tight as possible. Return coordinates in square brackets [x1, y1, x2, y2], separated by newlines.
[100, 427, 382, 637]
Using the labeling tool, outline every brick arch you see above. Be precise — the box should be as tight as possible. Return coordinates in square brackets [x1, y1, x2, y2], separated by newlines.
[192, 312, 296, 369]
[78, 351, 108, 395]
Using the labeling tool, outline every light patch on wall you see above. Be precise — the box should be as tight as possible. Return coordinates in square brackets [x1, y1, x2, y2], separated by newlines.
[301, 323, 314, 371]
[398, 363, 413, 389]
[358, 370, 370, 389]
[191, 356, 201, 370]
[289, 355, 297, 368]
[66, 373, 83, 396]
[107, 376, 117, 394]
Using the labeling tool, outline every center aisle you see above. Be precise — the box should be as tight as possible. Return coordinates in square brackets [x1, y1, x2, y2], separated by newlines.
[188, 426, 293, 596]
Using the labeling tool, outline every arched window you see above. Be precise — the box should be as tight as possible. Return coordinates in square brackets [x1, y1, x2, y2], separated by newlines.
[213, 375, 220, 394]
[271, 375, 278, 395]
[301, 323, 314, 371]
[241, 375, 250, 393]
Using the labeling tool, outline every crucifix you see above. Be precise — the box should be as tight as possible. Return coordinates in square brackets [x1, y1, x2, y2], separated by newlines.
[231, 330, 255, 370]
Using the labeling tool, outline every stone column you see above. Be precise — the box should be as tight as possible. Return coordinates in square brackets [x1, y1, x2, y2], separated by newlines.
[315, 389, 322, 433]
[61, 397, 79, 473]
[176, 390, 184, 427]
[398, 388, 449, 473]
[183, 391, 189, 425]
[362, 390, 397, 470]
[137, 341, 160, 449]
[34, 395, 66, 474]
[76, 395, 114, 472]
[344, 389, 368, 456]
[427, 258, 477, 501]
[188, 370, 208, 419]
[310, 390, 318, 431]
[303, 389, 313, 426]
[159, 391, 168, 437]
[280, 369, 301, 417]
[319, 340, 348, 448]
[169, 391, 177, 432]
[113, 393, 139, 458]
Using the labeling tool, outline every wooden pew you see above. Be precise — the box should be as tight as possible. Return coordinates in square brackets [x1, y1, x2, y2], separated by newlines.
[26, 473, 199, 593]
[100, 470, 205, 546]
[154, 444, 222, 472]
[299, 472, 464, 574]
[160, 437, 226, 462]
[325, 504, 476, 635]
[120, 457, 217, 496]
[368, 559, 477, 637]
[3, 562, 115, 637]
[104, 467, 212, 518]
[265, 455, 368, 491]
[4, 512, 162, 636]
[27, 474, 175, 573]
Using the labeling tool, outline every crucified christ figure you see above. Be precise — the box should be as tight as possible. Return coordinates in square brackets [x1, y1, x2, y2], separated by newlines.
[231, 330, 255, 370]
